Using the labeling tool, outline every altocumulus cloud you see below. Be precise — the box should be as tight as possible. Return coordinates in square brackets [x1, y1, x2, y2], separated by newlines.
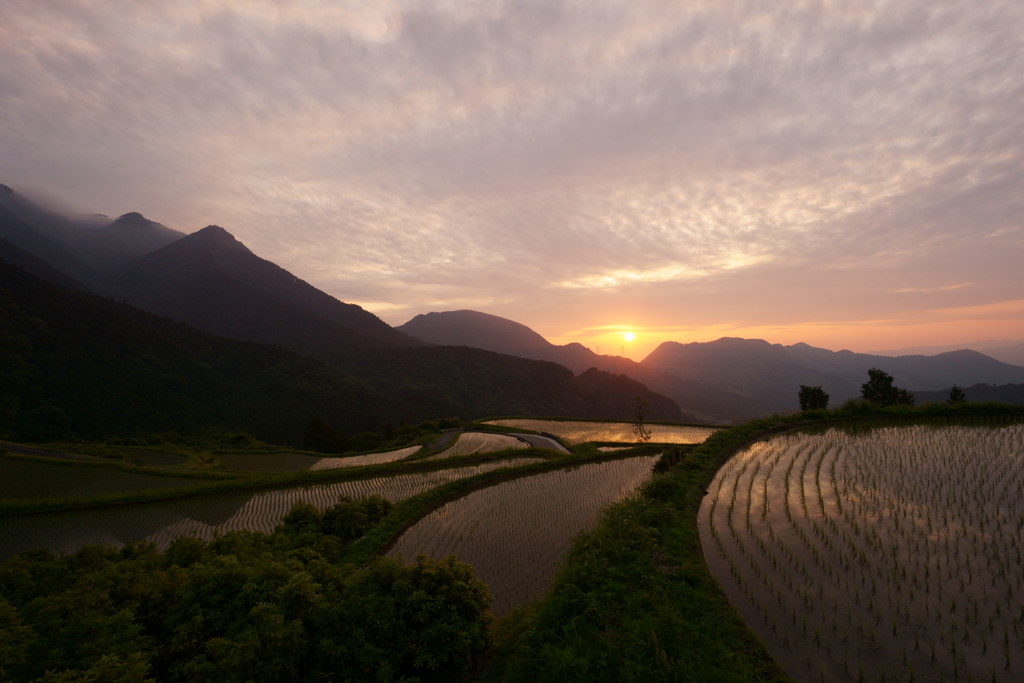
[1, 0, 1022, 350]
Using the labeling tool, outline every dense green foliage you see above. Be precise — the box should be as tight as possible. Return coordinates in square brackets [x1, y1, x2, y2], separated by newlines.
[0, 497, 491, 682]
[797, 384, 829, 411]
[861, 368, 914, 406]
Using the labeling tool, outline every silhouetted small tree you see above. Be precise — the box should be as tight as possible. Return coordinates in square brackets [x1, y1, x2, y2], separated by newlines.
[632, 396, 652, 442]
[861, 368, 915, 406]
[947, 385, 967, 404]
[798, 385, 830, 411]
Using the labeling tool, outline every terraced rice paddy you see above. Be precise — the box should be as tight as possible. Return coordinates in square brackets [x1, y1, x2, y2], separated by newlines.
[484, 419, 717, 445]
[699, 423, 1024, 682]
[0, 458, 539, 561]
[309, 445, 422, 469]
[217, 446, 422, 472]
[422, 432, 530, 461]
[389, 454, 659, 615]
[0, 457, 203, 500]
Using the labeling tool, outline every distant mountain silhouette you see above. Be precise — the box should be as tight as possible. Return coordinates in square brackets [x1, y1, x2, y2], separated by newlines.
[1, 185, 685, 427]
[875, 340, 1024, 368]
[642, 338, 1024, 419]
[0, 183, 98, 246]
[0, 197, 98, 286]
[107, 225, 423, 360]
[0, 185, 183, 281]
[73, 211, 185, 270]
[398, 310, 715, 422]
[985, 343, 1024, 367]
[343, 344, 683, 423]
[0, 257, 390, 443]
[0, 234, 88, 291]
[912, 383, 1024, 406]
[0, 188, 418, 359]
[1, 258, 686, 442]
[397, 310, 1024, 422]
[398, 309, 624, 373]
[400, 310, 552, 354]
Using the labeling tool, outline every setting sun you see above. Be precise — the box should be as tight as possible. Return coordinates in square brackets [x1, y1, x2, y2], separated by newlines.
[622, 331, 635, 342]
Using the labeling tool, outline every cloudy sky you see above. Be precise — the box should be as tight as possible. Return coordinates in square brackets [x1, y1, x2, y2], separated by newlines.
[2, 1, 1022, 360]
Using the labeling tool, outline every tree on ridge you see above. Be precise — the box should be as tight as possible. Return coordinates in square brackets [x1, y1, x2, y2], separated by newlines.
[798, 385, 830, 411]
[861, 368, 915, 407]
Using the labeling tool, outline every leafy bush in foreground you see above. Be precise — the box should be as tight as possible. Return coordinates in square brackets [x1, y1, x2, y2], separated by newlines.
[0, 498, 491, 682]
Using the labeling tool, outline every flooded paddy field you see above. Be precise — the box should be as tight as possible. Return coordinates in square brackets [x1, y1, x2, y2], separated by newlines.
[390, 454, 660, 615]
[422, 432, 531, 460]
[484, 418, 718, 445]
[0, 456, 203, 500]
[0, 458, 539, 561]
[699, 423, 1024, 682]
[218, 445, 422, 472]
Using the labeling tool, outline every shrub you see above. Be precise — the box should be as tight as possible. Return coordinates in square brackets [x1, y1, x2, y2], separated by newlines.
[798, 385, 830, 411]
[861, 368, 914, 406]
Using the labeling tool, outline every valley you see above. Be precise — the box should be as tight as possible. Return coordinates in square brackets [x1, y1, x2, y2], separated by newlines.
[4, 184, 1024, 681]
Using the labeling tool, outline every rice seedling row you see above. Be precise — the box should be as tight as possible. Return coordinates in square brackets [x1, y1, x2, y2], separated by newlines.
[421, 432, 530, 460]
[484, 419, 717, 445]
[309, 445, 422, 470]
[699, 423, 1024, 682]
[0, 458, 539, 561]
[388, 455, 660, 616]
[215, 445, 423, 472]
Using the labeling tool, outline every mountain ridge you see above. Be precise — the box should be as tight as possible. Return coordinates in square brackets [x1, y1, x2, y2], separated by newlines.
[2, 183, 688, 436]
[104, 224, 423, 358]
[399, 309, 1024, 422]
[0, 258, 685, 441]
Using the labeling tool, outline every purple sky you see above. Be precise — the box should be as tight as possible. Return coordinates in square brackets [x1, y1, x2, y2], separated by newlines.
[2, 1, 1022, 360]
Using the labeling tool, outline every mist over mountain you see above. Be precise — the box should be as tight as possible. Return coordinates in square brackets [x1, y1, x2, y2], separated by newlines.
[73, 211, 185, 270]
[0, 183, 98, 246]
[1, 184, 685, 437]
[106, 224, 421, 360]
[0, 184, 184, 280]
[0, 188, 424, 359]
[0, 188, 98, 286]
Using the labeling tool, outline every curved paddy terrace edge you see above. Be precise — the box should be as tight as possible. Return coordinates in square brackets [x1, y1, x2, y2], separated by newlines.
[487, 403, 1024, 681]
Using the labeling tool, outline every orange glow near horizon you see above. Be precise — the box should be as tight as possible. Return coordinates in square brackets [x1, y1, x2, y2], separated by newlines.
[545, 310, 1024, 362]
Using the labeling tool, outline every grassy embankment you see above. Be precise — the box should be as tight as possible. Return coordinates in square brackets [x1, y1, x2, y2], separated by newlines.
[485, 401, 1024, 682]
